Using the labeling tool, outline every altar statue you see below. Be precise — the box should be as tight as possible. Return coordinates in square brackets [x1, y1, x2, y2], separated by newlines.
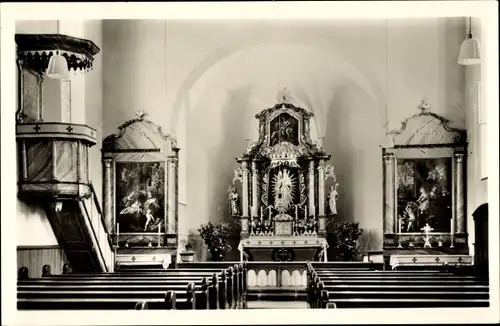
[228, 186, 241, 216]
[273, 169, 295, 213]
[328, 183, 339, 215]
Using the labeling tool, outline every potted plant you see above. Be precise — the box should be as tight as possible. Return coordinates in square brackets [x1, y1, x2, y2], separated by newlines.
[327, 221, 363, 261]
[179, 238, 196, 262]
[198, 222, 232, 261]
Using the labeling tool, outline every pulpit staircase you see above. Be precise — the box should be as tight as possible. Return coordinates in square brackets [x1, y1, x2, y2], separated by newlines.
[42, 184, 114, 273]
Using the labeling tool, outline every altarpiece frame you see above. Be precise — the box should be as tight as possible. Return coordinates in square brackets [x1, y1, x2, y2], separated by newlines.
[102, 112, 179, 251]
[382, 100, 468, 253]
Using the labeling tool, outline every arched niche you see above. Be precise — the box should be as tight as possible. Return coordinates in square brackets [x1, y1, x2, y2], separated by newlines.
[102, 112, 180, 249]
[382, 100, 468, 253]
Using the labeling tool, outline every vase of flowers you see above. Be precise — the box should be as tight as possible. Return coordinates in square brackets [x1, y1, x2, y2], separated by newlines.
[327, 221, 363, 261]
[198, 222, 232, 261]
[179, 239, 196, 262]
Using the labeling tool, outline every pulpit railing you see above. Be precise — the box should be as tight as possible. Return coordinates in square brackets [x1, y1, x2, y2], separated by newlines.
[80, 183, 114, 272]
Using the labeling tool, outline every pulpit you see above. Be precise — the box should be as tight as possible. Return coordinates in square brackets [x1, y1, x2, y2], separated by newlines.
[231, 90, 338, 262]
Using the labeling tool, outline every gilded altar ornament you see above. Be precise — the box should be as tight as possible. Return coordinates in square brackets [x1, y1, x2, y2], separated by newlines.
[233, 167, 244, 184]
[228, 186, 241, 216]
[327, 183, 339, 215]
[324, 164, 336, 181]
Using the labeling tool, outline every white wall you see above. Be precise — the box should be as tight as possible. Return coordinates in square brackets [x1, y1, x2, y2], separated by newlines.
[102, 18, 466, 258]
[464, 17, 488, 257]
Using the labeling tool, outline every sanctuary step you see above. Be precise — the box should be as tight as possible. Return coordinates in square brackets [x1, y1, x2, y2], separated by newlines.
[247, 301, 308, 309]
[247, 288, 307, 302]
[246, 288, 308, 309]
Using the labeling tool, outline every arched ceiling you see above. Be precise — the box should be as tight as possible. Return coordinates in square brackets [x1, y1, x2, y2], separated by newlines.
[176, 41, 381, 141]
[170, 32, 382, 138]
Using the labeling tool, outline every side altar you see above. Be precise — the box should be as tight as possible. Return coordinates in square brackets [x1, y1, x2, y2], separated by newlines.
[230, 91, 339, 262]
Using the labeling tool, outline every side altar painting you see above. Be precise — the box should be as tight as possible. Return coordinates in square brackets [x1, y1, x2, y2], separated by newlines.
[229, 89, 339, 262]
[397, 158, 452, 233]
[115, 162, 165, 233]
[383, 99, 467, 251]
[102, 111, 179, 248]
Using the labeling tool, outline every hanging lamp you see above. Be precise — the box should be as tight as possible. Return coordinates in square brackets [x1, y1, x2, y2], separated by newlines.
[46, 21, 69, 79]
[458, 17, 481, 66]
[46, 50, 69, 79]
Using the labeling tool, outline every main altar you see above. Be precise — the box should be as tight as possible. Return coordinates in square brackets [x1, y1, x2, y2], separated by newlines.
[231, 91, 338, 262]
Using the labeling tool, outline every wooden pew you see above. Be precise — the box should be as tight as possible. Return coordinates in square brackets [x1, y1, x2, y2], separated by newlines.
[18, 279, 198, 311]
[18, 265, 239, 310]
[41, 267, 239, 309]
[306, 262, 490, 309]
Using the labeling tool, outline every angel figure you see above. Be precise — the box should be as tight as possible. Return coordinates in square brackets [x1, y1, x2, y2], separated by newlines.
[120, 194, 142, 216]
[405, 202, 418, 232]
[328, 183, 339, 215]
[144, 190, 160, 231]
[228, 187, 241, 216]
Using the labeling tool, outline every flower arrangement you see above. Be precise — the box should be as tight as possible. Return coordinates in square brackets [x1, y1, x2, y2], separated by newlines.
[328, 221, 363, 261]
[198, 222, 232, 261]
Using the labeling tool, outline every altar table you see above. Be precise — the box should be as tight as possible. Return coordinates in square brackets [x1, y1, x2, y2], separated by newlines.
[238, 236, 328, 262]
[389, 254, 472, 270]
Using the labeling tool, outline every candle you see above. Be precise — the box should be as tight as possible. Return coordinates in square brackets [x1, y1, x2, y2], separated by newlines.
[304, 205, 307, 218]
[261, 206, 264, 218]
[399, 219, 402, 234]
[116, 223, 120, 247]
[295, 205, 298, 219]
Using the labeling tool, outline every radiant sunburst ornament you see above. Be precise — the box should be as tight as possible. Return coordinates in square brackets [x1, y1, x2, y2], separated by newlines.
[272, 168, 296, 213]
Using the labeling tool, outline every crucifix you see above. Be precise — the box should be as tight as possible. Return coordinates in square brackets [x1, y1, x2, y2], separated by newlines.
[421, 223, 434, 248]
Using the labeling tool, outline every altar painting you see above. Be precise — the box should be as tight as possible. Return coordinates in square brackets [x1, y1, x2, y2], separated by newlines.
[269, 113, 299, 147]
[396, 158, 452, 233]
[115, 162, 165, 233]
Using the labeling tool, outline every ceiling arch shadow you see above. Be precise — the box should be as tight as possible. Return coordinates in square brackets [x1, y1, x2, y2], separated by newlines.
[169, 32, 383, 137]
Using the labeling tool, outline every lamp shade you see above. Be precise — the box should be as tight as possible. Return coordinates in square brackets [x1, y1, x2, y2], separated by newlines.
[46, 52, 69, 79]
[458, 36, 481, 65]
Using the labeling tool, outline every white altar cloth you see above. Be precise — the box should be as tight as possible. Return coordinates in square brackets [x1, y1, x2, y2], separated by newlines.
[238, 236, 328, 262]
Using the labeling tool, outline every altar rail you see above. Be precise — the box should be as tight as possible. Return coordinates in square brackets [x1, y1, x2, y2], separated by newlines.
[178, 261, 381, 289]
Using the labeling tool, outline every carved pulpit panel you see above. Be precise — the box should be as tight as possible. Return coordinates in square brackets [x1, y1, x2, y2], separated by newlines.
[102, 112, 179, 249]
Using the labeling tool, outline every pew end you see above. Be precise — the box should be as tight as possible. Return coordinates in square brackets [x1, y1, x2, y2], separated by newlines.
[62, 263, 72, 274]
[42, 265, 51, 277]
[165, 290, 176, 310]
[135, 301, 149, 310]
[18, 267, 29, 280]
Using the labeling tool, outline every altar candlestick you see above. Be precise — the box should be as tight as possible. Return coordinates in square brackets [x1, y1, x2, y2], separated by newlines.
[157, 225, 161, 247]
[117, 223, 120, 247]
